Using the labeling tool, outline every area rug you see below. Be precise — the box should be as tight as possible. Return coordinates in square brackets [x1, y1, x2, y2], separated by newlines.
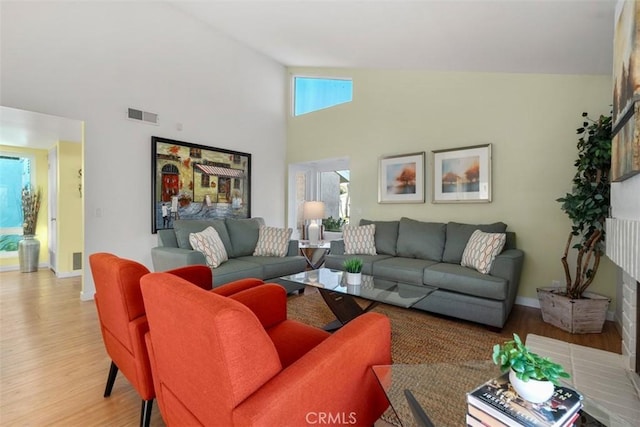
[286, 290, 514, 426]
[286, 289, 512, 364]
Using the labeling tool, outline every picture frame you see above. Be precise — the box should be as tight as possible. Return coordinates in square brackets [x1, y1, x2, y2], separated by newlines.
[432, 144, 491, 203]
[151, 136, 251, 233]
[612, 102, 640, 182]
[378, 152, 425, 203]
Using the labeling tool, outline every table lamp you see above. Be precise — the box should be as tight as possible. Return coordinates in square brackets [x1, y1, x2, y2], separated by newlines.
[303, 201, 325, 245]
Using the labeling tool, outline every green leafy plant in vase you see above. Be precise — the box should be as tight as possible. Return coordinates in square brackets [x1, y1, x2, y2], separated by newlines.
[323, 216, 346, 232]
[343, 258, 363, 285]
[492, 333, 570, 403]
[556, 111, 612, 299]
[542, 111, 612, 333]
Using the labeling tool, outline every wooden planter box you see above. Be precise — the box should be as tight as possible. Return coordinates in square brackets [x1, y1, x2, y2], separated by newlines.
[536, 287, 610, 334]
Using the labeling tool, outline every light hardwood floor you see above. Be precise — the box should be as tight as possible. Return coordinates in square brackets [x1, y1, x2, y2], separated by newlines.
[0, 269, 622, 426]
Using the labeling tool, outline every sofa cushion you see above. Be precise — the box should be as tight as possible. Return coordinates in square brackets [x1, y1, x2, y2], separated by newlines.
[173, 219, 232, 254]
[396, 218, 446, 261]
[253, 226, 292, 257]
[359, 219, 399, 256]
[236, 255, 306, 280]
[442, 221, 508, 264]
[343, 224, 377, 255]
[189, 226, 229, 268]
[324, 254, 392, 275]
[461, 230, 506, 274]
[372, 257, 439, 285]
[225, 217, 264, 257]
[423, 263, 508, 300]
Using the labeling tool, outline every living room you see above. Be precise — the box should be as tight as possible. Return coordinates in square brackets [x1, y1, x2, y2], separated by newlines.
[1, 0, 639, 425]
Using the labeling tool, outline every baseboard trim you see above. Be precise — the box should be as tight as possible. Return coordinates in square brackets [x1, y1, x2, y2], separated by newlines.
[80, 290, 93, 301]
[56, 271, 82, 279]
[515, 296, 615, 321]
[0, 263, 49, 273]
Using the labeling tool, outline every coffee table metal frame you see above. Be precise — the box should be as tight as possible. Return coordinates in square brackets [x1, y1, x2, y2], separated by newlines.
[280, 268, 436, 330]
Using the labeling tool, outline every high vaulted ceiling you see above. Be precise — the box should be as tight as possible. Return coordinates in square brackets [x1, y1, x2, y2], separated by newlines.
[170, 0, 616, 75]
[1, 1, 617, 150]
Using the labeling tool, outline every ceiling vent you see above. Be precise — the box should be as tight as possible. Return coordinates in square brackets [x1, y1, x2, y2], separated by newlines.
[128, 108, 159, 125]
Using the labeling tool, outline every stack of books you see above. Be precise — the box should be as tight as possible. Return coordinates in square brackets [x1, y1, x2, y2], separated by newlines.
[466, 372, 583, 427]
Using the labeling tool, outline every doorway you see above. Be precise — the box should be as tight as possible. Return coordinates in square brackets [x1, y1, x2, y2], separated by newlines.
[0, 106, 84, 276]
[287, 157, 350, 239]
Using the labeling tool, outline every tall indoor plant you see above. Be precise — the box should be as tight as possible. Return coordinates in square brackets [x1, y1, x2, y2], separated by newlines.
[539, 112, 612, 333]
[18, 185, 42, 272]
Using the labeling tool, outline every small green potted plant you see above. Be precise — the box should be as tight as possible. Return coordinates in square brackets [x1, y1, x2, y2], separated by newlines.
[492, 333, 570, 403]
[343, 258, 363, 285]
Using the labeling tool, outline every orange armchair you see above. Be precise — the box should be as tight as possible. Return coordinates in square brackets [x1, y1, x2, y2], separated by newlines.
[140, 272, 392, 426]
[88, 253, 265, 427]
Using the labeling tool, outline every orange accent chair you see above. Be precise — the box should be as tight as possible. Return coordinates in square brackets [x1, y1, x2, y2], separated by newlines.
[140, 272, 392, 426]
[88, 253, 264, 427]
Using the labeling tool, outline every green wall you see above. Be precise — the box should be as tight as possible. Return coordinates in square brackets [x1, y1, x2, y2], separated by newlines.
[287, 68, 617, 309]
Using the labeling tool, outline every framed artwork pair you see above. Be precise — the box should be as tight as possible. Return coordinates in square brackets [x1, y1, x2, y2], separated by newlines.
[378, 144, 492, 204]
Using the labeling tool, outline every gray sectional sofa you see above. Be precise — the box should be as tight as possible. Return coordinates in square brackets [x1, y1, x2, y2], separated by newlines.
[151, 218, 307, 290]
[325, 217, 525, 328]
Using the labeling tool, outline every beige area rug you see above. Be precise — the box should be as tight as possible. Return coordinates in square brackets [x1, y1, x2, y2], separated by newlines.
[286, 289, 512, 364]
[286, 290, 514, 426]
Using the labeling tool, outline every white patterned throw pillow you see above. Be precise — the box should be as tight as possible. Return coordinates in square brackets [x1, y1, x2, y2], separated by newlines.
[253, 226, 292, 257]
[343, 224, 377, 255]
[461, 230, 506, 274]
[189, 226, 228, 268]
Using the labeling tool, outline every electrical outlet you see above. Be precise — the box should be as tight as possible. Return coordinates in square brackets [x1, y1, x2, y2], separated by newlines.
[551, 280, 560, 287]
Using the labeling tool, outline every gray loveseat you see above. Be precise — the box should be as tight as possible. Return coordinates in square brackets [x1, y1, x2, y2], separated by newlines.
[325, 217, 524, 328]
[151, 218, 307, 289]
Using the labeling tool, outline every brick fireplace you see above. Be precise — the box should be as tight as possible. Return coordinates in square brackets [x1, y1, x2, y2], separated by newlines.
[606, 217, 639, 372]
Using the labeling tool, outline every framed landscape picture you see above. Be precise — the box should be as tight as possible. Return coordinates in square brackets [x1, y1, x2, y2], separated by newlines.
[378, 152, 425, 203]
[432, 144, 491, 203]
[151, 136, 251, 233]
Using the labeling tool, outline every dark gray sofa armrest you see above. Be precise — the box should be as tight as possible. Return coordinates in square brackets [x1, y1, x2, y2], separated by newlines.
[151, 246, 206, 271]
[490, 248, 525, 315]
[330, 240, 345, 255]
[287, 240, 300, 257]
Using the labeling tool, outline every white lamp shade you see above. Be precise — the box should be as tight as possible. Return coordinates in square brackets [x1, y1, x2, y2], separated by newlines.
[303, 201, 325, 220]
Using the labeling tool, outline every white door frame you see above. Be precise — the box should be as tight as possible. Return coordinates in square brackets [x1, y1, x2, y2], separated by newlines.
[48, 146, 58, 273]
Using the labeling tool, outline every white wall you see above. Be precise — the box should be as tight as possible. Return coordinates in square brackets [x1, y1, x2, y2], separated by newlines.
[1, 1, 287, 299]
[287, 67, 617, 309]
[612, 174, 640, 220]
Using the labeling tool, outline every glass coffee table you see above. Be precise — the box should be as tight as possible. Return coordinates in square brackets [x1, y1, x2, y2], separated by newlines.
[280, 268, 436, 330]
[372, 361, 632, 427]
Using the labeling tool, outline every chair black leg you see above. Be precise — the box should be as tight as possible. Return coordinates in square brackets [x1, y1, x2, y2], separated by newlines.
[140, 399, 153, 427]
[104, 361, 119, 397]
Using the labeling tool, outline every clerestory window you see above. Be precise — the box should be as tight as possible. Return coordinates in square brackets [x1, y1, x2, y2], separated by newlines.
[293, 76, 353, 116]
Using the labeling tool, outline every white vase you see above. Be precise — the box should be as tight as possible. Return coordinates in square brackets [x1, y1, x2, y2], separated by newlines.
[345, 272, 361, 285]
[509, 369, 554, 403]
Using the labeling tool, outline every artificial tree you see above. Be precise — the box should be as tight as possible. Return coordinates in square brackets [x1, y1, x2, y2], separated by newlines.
[556, 111, 612, 299]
